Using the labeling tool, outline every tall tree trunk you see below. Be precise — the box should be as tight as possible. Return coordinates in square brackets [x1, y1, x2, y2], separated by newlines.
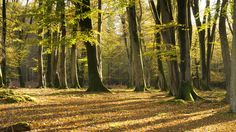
[70, 8, 81, 88]
[206, 0, 220, 87]
[159, 0, 180, 96]
[44, 0, 53, 87]
[192, 0, 208, 90]
[1, 0, 7, 87]
[76, 0, 109, 92]
[178, 0, 199, 101]
[149, 0, 168, 91]
[97, 0, 103, 80]
[58, 0, 68, 88]
[230, 0, 236, 112]
[120, 14, 133, 88]
[37, 44, 45, 88]
[219, 0, 231, 102]
[127, 0, 146, 92]
[37, 0, 46, 88]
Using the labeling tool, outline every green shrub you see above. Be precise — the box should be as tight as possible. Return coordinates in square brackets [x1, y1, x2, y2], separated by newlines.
[0, 89, 35, 104]
[0, 89, 15, 98]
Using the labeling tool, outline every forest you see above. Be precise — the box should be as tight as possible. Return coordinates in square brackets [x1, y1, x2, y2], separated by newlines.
[1, 0, 236, 131]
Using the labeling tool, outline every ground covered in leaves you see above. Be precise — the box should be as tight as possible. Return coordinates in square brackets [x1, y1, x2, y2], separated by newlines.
[0, 87, 236, 131]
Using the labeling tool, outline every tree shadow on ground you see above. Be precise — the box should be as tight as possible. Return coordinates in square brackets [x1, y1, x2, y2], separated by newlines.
[0, 89, 233, 131]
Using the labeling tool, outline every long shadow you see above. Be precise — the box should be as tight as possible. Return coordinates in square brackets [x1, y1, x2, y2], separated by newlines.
[0, 89, 229, 131]
[0, 94, 165, 112]
[0, 100, 162, 125]
[2, 99, 158, 117]
[152, 111, 236, 131]
[2, 99, 177, 125]
[42, 103, 225, 130]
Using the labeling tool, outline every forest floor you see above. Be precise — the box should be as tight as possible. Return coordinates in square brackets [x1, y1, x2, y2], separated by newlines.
[0, 87, 236, 132]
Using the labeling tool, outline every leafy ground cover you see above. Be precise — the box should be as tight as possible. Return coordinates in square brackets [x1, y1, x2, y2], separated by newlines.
[0, 88, 235, 131]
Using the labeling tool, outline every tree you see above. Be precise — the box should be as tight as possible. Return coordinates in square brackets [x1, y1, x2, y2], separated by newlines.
[206, 0, 220, 87]
[44, 0, 53, 87]
[191, 0, 209, 90]
[120, 14, 133, 88]
[127, 0, 146, 91]
[70, 7, 81, 88]
[149, 0, 168, 91]
[37, 0, 46, 88]
[97, 0, 103, 80]
[76, 0, 109, 92]
[159, 0, 180, 96]
[219, 0, 231, 102]
[58, 0, 68, 88]
[230, 0, 236, 112]
[1, 0, 7, 87]
[177, 0, 199, 101]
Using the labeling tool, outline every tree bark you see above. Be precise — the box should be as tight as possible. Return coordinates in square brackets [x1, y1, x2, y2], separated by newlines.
[178, 0, 197, 101]
[76, 0, 109, 92]
[1, 0, 7, 87]
[97, 0, 103, 80]
[71, 44, 80, 88]
[230, 0, 236, 112]
[37, 0, 46, 88]
[159, 0, 180, 96]
[120, 14, 133, 88]
[58, 0, 68, 88]
[149, 0, 168, 91]
[191, 0, 208, 90]
[127, 0, 146, 92]
[206, 0, 220, 87]
[219, 0, 231, 102]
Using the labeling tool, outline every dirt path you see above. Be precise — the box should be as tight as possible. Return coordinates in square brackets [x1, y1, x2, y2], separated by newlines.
[0, 88, 235, 131]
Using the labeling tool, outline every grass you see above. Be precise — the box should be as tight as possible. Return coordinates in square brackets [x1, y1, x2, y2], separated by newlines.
[0, 88, 235, 131]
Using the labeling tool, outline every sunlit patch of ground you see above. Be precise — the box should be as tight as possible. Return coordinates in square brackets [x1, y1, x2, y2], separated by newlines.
[0, 88, 235, 131]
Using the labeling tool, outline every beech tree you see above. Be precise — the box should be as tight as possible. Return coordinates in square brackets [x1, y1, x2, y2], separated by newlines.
[230, 0, 236, 112]
[149, 0, 168, 91]
[219, 0, 231, 102]
[76, 0, 109, 92]
[37, 0, 46, 88]
[127, 0, 146, 91]
[177, 0, 199, 101]
[1, 0, 7, 87]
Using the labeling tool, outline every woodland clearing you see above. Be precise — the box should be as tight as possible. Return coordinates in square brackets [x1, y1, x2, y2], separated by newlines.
[0, 88, 235, 131]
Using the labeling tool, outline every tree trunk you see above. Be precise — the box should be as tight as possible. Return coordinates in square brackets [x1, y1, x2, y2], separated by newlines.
[159, 0, 180, 96]
[78, 48, 86, 87]
[178, 0, 197, 101]
[37, 0, 46, 88]
[97, 0, 103, 80]
[46, 53, 53, 87]
[18, 66, 25, 87]
[1, 0, 7, 87]
[206, 0, 220, 87]
[38, 45, 45, 88]
[71, 44, 80, 88]
[149, 0, 168, 91]
[76, 0, 109, 92]
[120, 14, 133, 88]
[219, 0, 231, 102]
[58, 0, 68, 88]
[127, 0, 146, 92]
[230, 0, 236, 112]
[192, 0, 208, 90]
